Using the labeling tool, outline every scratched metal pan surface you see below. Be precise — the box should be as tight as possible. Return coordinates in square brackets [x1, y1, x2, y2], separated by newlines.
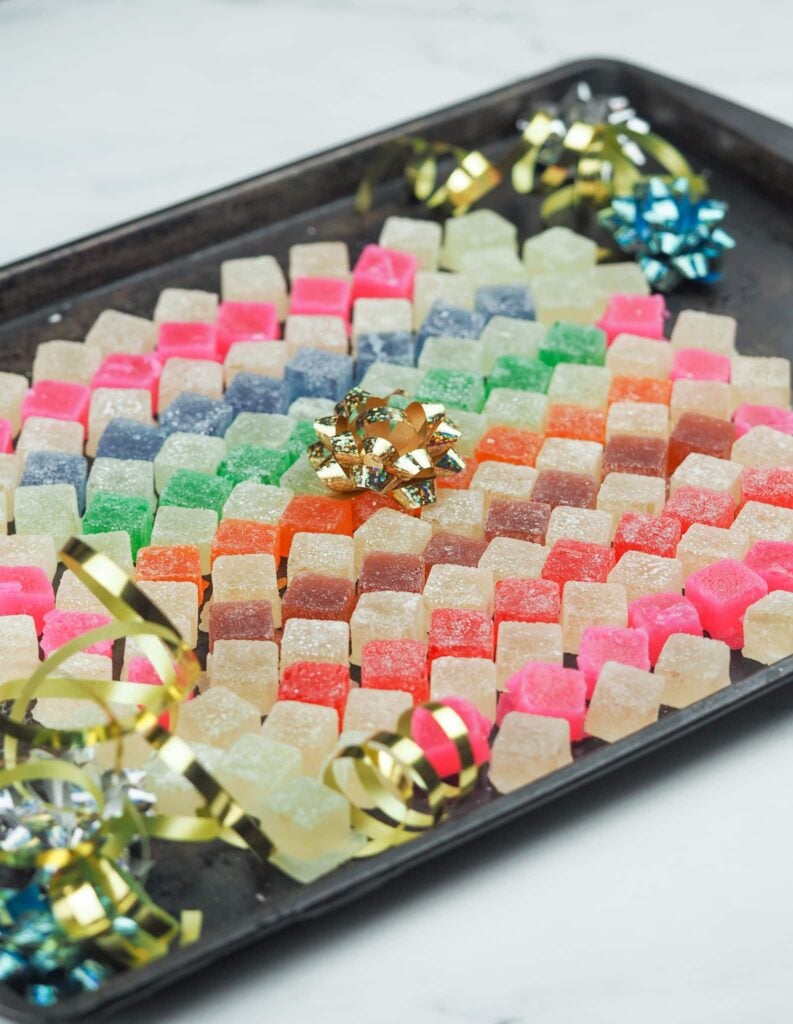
[1, 57, 792, 1023]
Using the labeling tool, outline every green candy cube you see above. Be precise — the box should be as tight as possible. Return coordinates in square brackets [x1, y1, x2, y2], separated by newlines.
[81, 491, 154, 560]
[217, 445, 294, 487]
[287, 420, 319, 462]
[539, 321, 607, 367]
[414, 368, 486, 413]
[159, 469, 233, 518]
[487, 355, 553, 395]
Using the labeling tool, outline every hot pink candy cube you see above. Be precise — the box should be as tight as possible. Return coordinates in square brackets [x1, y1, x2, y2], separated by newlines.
[216, 302, 280, 358]
[290, 277, 352, 328]
[740, 467, 793, 510]
[733, 403, 793, 438]
[412, 696, 491, 778]
[41, 610, 114, 659]
[126, 654, 193, 727]
[22, 380, 91, 433]
[597, 294, 667, 344]
[0, 566, 55, 633]
[92, 353, 162, 413]
[670, 347, 731, 383]
[628, 592, 702, 664]
[351, 244, 417, 302]
[157, 322, 218, 362]
[576, 627, 651, 697]
[685, 558, 768, 648]
[0, 418, 12, 454]
[744, 541, 793, 592]
[498, 661, 587, 740]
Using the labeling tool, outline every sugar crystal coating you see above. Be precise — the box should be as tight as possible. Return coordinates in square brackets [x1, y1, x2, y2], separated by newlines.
[280, 618, 350, 677]
[177, 686, 260, 749]
[216, 734, 302, 817]
[741, 590, 793, 664]
[584, 661, 664, 742]
[685, 558, 768, 648]
[261, 701, 339, 776]
[430, 656, 497, 719]
[495, 621, 563, 689]
[208, 639, 279, 713]
[489, 712, 572, 793]
[259, 777, 350, 861]
[350, 591, 425, 665]
[343, 688, 413, 733]
[656, 633, 731, 707]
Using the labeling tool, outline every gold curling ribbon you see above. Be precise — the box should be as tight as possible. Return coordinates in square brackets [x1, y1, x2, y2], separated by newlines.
[323, 702, 478, 857]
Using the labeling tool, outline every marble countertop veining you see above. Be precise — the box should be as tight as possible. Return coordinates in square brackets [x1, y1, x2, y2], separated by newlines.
[1, 1, 793, 1022]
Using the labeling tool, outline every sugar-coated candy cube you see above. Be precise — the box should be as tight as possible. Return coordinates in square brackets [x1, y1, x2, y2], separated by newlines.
[489, 712, 572, 793]
[671, 347, 731, 383]
[57, 570, 119, 614]
[288, 396, 335, 421]
[177, 686, 259, 749]
[0, 614, 40, 682]
[685, 558, 768, 648]
[539, 321, 606, 367]
[82, 492, 152, 559]
[280, 618, 350, 677]
[14, 483, 81, 550]
[353, 507, 431, 574]
[76, 530, 133, 571]
[21, 451, 87, 514]
[531, 470, 598, 511]
[457, 246, 526, 289]
[260, 776, 350, 863]
[0, 566, 54, 632]
[596, 472, 666, 517]
[279, 454, 335, 496]
[263, 698, 340, 771]
[675, 523, 750, 580]
[343, 688, 413, 733]
[160, 394, 233, 439]
[731, 355, 790, 410]
[740, 467, 793, 510]
[282, 573, 356, 624]
[216, 445, 292, 488]
[352, 297, 412, 340]
[158, 359, 224, 412]
[742, 591, 793, 664]
[358, 362, 424, 401]
[284, 348, 354, 403]
[488, 355, 553, 395]
[95, 418, 166, 463]
[210, 519, 279, 565]
[87, 457, 156, 509]
[494, 578, 560, 629]
[744, 541, 793, 592]
[0, 454, 20, 522]
[206, 638, 280, 712]
[475, 284, 534, 321]
[156, 321, 217, 363]
[224, 341, 290, 385]
[442, 209, 517, 271]
[415, 368, 486, 412]
[153, 433, 225, 493]
[216, 734, 302, 817]
[561, 581, 628, 654]
[289, 276, 352, 327]
[584, 661, 664, 742]
[88, 388, 154, 457]
[597, 294, 666, 344]
[602, 436, 668, 478]
[731, 501, 793, 545]
[656, 633, 731, 707]
[663, 486, 735, 534]
[212, 553, 280, 624]
[531, 271, 606, 326]
[606, 401, 669, 441]
[546, 404, 605, 443]
[136, 579, 198, 648]
[423, 563, 494, 615]
[22, 379, 90, 434]
[0, 373, 29, 436]
[137, 545, 205, 600]
[423, 533, 488, 573]
[577, 626, 651, 698]
[498, 662, 587, 739]
[420, 489, 485, 540]
[522, 226, 596, 277]
[288, 242, 350, 282]
[92, 353, 162, 413]
[351, 244, 417, 302]
[279, 661, 351, 725]
[411, 696, 491, 777]
[354, 332, 415, 380]
[484, 498, 551, 545]
[349, 590, 425, 665]
[628, 591, 702, 664]
[379, 216, 441, 272]
[85, 309, 157, 358]
[41, 610, 112, 659]
[224, 372, 289, 416]
[607, 550, 683, 604]
[495, 621, 563, 688]
[0, 535, 57, 579]
[547, 363, 612, 411]
[546, 506, 614, 549]
[609, 375, 671, 407]
[221, 256, 288, 319]
[670, 454, 742, 502]
[470, 462, 537, 506]
[430, 656, 497, 719]
[670, 310, 736, 355]
[483, 388, 548, 433]
[159, 469, 233, 519]
[153, 287, 218, 324]
[480, 316, 544, 374]
[417, 301, 486, 358]
[613, 512, 681, 561]
[733, 403, 793, 439]
[668, 412, 735, 473]
[474, 426, 543, 467]
[536, 437, 603, 481]
[413, 275, 475, 330]
[428, 608, 494, 661]
[142, 742, 223, 814]
[151, 506, 218, 574]
[33, 340, 102, 386]
[357, 550, 424, 594]
[670, 379, 731, 426]
[607, 333, 673, 381]
[360, 639, 429, 703]
[209, 600, 274, 652]
[285, 315, 348, 356]
[479, 536, 549, 583]
[216, 301, 280, 359]
[287, 532, 355, 584]
[543, 540, 615, 587]
[418, 334, 483, 375]
[223, 481, 293, 524]
[731, 426, 793, 469]
[280, 495, 352, 555]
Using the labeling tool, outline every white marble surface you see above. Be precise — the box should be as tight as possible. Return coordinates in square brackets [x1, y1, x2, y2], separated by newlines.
[2, 2, 793, 1022]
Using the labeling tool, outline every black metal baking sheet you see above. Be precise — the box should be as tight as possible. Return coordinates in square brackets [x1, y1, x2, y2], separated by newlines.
[1, 56, 793, 1023]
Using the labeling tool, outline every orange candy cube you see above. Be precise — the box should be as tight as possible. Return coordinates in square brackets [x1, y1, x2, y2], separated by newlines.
[437, 456, 478, 490]
[609, 376, 672, 406]
[279, 495, 354, 555]
[474, 427, 543, 467]
[135, 545, 207, 601]
[546, 405, 606, 444]
[210, 518, 280, 565]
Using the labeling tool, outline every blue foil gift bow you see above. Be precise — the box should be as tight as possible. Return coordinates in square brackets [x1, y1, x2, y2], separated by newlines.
[598, 176, 736, 292]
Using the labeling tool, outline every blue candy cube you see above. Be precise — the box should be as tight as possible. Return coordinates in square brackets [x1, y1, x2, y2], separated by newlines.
[20, 451, 89, 514]
[354, 331, 415, 383]
[160, 393, 235, 437]
[416, 301, 488, 356]
[224, 373, 290, 415]
[95, 419, 167, 463]
[285, 348, 353, 402]
[475, 285, 535, 321]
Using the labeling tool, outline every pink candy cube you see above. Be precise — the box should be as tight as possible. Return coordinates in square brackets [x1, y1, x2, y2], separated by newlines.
[126, 654, 193, 727]
[412, 696, 491, 778]
[92, 353, 162, 413]
[351, 244, 417, 302]
[734, 403, 793, 439]
[216, 302, 280, 358]
[576, 627, 651, 697]
[743, 541, 793, 592]
[41, 610, 114, 658]
[0, 566, 55, 633]
[740, 467, 793, 510]
[498, 662, 587, 740]
[597, 294, 667, 344]
[628, 592, 702, 664]
[685, 558, 768, 648]
[0, 418, 12, 454]
[157, 322, 218, 362]
[663, 486, 736, 533]
[22, 380, 91, 434]
[290, 277, 353, 328]
[670, 347, 731, 383]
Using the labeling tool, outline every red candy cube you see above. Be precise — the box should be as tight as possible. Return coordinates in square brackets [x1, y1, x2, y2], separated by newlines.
[663, 486, 736, 533]
[740, 467, 793, 510]
[542, 540, 616, 587]
[41, 610, 113, 659]
[290, 277, 353, 328]
[576, 626, 651, 697]
[670, 347, 731, 383]
[474, 427, 543, 467]
[279, 661, 351, 726]
[351, 244, 417, 302]
[498, 662, 587, 740]
[411, 697, 491, 776]
[597, 294, 666, 344]
[216, 301, 279, 358]
[685, 558, 768, 649]
[734, 403, 793, 439]
[743, 541, 793, 592]
[436, 456, 479, 490]
[281, 573, 356, 623]
[0, 566, 55, 633]
[494, 578, 561, 629]
[22, 380, 91, 434]
[279, 495, 353, 555]
[428, 608, 494, 662]
[628, 592, 702, 664]
[91, 353, 162, 413]
[360, 639, 429, 703]
[157, 322, 218, 362]
[613, 512, 682, 560]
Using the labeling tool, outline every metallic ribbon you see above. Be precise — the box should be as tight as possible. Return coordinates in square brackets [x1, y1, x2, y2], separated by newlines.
[308, 388, 465, 509]
[597, 175, 735, 291]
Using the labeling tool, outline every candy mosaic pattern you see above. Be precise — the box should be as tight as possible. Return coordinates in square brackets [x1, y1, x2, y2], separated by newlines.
[4, 212, 793, 860]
